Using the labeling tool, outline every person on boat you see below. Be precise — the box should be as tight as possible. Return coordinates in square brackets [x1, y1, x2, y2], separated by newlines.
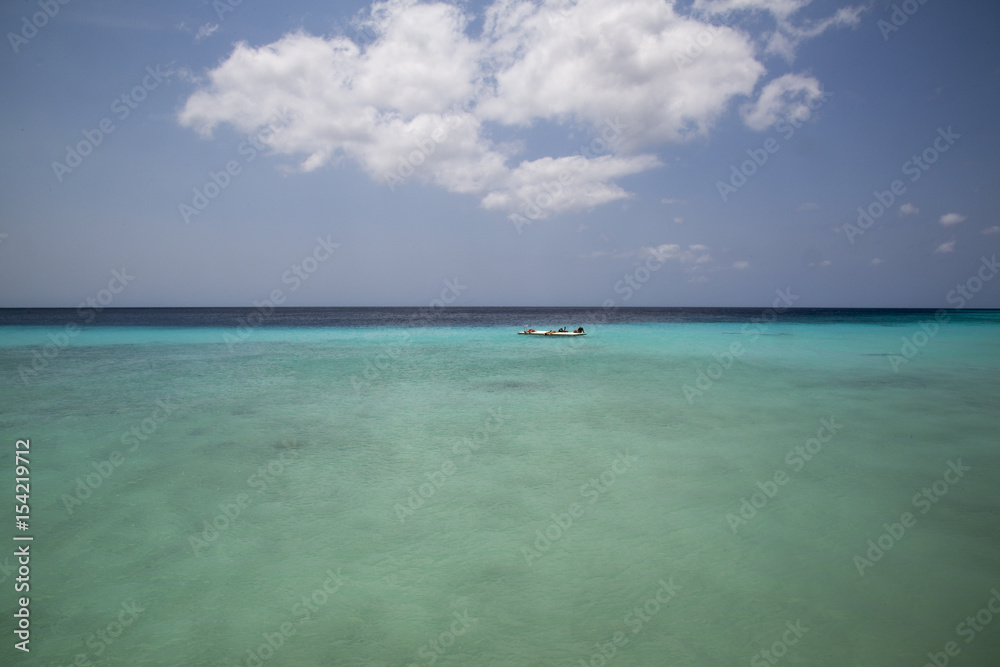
[574, 327, 585, 333]
[558, 327, 567, 332]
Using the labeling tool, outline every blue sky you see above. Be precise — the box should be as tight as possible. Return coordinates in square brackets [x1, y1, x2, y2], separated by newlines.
[1, 0, 998, 307]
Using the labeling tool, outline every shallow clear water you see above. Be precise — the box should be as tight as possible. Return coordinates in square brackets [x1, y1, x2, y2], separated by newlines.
[1, 308, 998, 666]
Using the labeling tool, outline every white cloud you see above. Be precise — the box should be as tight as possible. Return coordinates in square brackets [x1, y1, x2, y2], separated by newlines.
[178, 23, 513, 199]
[982, 226, 1000, 235]
[480, 0, 764, 146]
[195, 23, 219, 40]
[870, 258, 882, 266]
[741, 73, 823, 131]
[766, 6, 864, 59]
[692, 0, 865, 61]
[939, 213, 966, 227]
[178, 0, 856, 219]
[640, 243, 683, 261]
[480, 154, 662, 218]
[808, 259, 832, 267]
[733, 260, 750, 269]
[797, 201, 819, 211]
[899, 203, 919, 217]
[934, 240, 956, 254]
[640, 243, 711, 265]
[673, 216, 685, 224]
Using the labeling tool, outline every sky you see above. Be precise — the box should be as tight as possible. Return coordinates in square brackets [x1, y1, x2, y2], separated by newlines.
[1, 0, 999, 308]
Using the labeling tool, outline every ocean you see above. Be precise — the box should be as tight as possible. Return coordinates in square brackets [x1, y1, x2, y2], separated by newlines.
[1, 307, 998, 666]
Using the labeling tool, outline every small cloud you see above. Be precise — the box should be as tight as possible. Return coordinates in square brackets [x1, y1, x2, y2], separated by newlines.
[575, 224, 588, 233]
[934, 240, 956, 254]
[673, 216, 684, 224]
[939, 213, 966, 227]
[688, 275, 709, 284]
[579, 250, 607, 259]
[899, 203, 919, 217]
[194, 23, 219, 40]
[982, 226, 1000, 235]
[797, 202, 819, 211]
[808, 259, 832, 268]
[870, 258, 882, 266]
[640, 243, 711, 265]
[741, 74, 824, 131]
[661, 198, 684, 205]
[733, 261, 750, 270]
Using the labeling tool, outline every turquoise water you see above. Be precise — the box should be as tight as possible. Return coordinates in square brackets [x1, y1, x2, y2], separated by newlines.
[1, 310, 999, 666]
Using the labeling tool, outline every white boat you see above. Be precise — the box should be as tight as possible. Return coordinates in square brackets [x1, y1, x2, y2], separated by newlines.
[518, 329, 586, 336]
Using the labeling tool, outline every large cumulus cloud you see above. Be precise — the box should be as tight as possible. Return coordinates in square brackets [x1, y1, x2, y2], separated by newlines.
[178, 0, 861, 220]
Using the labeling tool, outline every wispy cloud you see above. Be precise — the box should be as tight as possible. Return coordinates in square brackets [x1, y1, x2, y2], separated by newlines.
[692, 0, 866, 61]
[899, 203, 919, 217]
[639, 243, 712, 265]
[195, 23, 219, 41]
[939, 213, 966, 226]
[982, 226, 1000, 235]
[733, 260, 750, 269]
[741, 73, 823, 131]
[934, 240, 956, 254]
